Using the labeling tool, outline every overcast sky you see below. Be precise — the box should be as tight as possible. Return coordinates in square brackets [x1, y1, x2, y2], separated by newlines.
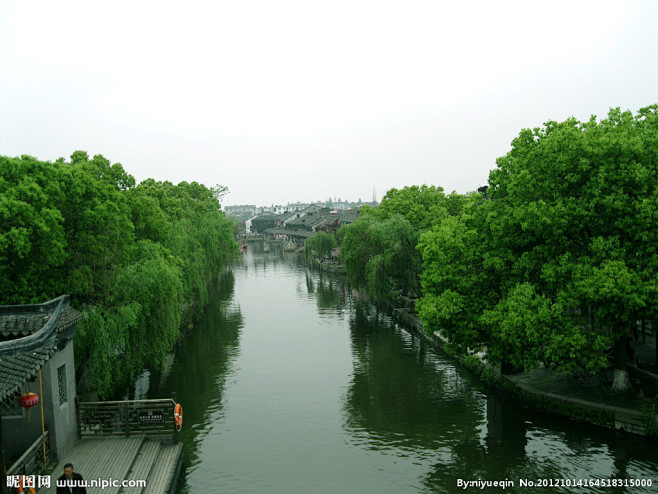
[1, 1, 657, 207]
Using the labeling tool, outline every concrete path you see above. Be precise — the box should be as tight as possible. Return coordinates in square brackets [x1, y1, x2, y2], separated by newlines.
[502, 331, 658, 437]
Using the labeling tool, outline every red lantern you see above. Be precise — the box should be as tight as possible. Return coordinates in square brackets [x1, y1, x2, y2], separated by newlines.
[19, 392, 39, 421]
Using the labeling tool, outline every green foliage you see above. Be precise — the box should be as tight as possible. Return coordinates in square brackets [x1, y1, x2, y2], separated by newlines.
[372, 185, 456, 231]
[419, 105, 658, 382]
[341, 214, 422, 299]
[75, 303, 139, 395]
[417, 199, 495, 353]
[0, 156, 68, 303]
[110, 254, 184, 371]
[310, 231, 337, 258]
[1, 150, 238, 398]
[340, 185, 469, 301]
[72, 200, 135, 302]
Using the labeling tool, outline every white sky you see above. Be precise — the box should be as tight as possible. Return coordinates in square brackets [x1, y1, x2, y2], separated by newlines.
[1, 0, 657, 207]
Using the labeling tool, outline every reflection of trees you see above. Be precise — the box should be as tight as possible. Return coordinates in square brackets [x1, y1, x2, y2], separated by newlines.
[305, 272, 315, 294]
[246, 247, 304, 272]
[148, 269, 243, 470]
[344, 301, 484, 456]
[422, 395, 658, 493]
[485, 394, 527, 462]
[419, 395, 527, 492]
[305, 271, 350, 315]
[509, 410, 658, 491]
[315, 276, 342, 312]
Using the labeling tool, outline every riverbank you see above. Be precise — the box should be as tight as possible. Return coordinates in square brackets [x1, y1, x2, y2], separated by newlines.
[150, 250, 658, 491]
[390, 304, 658, 441]
[315, 259, 347, 274]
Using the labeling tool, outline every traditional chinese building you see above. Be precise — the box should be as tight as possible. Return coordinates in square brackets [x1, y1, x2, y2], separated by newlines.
[0, 295, 82, 478]
[1, 295, 184, 494]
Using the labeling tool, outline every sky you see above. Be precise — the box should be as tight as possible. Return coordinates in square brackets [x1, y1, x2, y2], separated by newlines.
[1, 1, 657, 207]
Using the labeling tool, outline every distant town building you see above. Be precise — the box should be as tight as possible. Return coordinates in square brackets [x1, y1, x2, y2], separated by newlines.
[255, 203, 310, 215]
[224, 205, 258, 219]
[284, 202, 309, 213]
[282, 203, 325, 227]
[250, 213, 279, 233]
[231, 197, 378, 231]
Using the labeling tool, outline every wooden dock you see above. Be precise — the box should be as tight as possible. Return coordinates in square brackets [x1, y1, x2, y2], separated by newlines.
[41, 435, 182, 493]
[21, 397, 186, 493]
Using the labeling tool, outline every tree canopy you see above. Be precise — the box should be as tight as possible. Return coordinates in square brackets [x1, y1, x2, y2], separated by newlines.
[418, 105, 658, 389]
[340, 185, 468, 300]
[1, 151, 238, 397]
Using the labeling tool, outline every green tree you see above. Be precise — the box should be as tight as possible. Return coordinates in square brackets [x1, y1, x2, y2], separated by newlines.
[311, 231, 337, 258]
[374, 185, 454, 231]
[341, 214, 421, 299]
[1, 150, 238, 398]
[72, 200, 135, 303]
[341, 185, 469, 301]
[417, 196, 498, 355]
[474, 106, 657, 389]
[0, 156, 68, 303]
[341, 215, 385, 293]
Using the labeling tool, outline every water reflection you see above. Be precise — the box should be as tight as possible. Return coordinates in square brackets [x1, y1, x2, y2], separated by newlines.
[485, 395, 527, 464]
[310, 273, 350, 316]
[148, 269, 243, 473]
[421, 395, 525, 493]
[151, 251, 658, 494]
[341, 296, 658, 494]
[344, 301, 485, 455]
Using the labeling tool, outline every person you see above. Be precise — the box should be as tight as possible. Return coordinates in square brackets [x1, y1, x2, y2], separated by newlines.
[56, 463, 87, 494]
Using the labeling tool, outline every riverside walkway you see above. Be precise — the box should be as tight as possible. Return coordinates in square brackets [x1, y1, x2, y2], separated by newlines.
[42, 436, 182, 494]
[392, 305, 658, 439]
[40, 398, 184, 494]
[504, 331, 657, 437]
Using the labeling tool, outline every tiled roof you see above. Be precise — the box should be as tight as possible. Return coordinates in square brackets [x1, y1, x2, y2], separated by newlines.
[305, 216, 327, 227]
[0, 348, 56, 401]
[0, 296, 82, 401]
[0, 313, 50, 338]
[0, 307, 82, 339]
[252, 213, 278, 221]
[287, 214, 327, 228]
[53, 306, 83, 332]
[338, 212, 360, 223]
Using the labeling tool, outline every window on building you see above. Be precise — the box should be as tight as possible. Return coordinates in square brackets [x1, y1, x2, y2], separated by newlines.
[58, 364, 68, 405]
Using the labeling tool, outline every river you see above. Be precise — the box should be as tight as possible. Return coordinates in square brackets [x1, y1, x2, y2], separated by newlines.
[145, 245, 658, 493]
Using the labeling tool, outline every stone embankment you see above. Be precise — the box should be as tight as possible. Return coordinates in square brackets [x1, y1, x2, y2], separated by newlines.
[315, 259, 347, 274]
[390, 301, 658, 441]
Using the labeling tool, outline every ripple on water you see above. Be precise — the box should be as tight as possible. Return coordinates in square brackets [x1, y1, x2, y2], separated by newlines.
[171, 252, 658, 494]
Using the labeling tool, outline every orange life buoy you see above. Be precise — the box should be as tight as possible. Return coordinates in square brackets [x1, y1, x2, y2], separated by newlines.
[18, 476, 36, 494]
[174, 403, 183, 431]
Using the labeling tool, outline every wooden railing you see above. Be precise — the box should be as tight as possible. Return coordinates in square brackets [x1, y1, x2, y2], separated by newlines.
[7, 430, 50, 478]
[76, 396, 178, 442]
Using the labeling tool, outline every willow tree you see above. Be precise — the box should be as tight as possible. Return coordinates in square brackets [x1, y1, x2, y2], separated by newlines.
[340, 185, 467, 301]
[311, 231, 337, 258]
[1, 151, 238, 398]
[341, 214, 420, 300]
